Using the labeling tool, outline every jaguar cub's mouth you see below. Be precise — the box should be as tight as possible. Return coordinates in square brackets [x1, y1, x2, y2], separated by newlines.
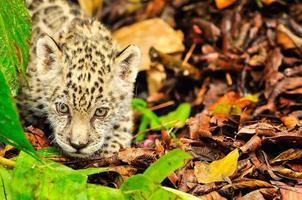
[55, 137, 103, 158]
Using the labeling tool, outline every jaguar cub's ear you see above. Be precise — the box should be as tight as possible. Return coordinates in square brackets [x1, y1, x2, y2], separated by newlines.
[36, 34, 62, 80]
[116, 45, 141, 83]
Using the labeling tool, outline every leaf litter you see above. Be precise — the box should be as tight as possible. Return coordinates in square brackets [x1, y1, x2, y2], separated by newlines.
[4, 0, 302, 199]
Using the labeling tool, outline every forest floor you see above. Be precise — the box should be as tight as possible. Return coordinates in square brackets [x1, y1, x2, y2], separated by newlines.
[20, 0, 302, 199]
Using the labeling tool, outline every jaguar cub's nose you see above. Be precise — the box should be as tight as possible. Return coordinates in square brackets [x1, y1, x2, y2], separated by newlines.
[69, 139, 89, 150]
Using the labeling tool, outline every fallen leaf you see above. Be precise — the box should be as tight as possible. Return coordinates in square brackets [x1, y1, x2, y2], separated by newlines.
[271, 148, 302, 164]
[147, 63, 166, 94]
[280, 116, 300, 129]
[199, 191, 227, 200]
[194, 149, 239, 184]
[241, 190, 265, 200]
[187, 112, 211, 139]
[273, 167, 302, 180]
[118, 148, 157, 166]
[113, 18, 185, 70]
[280, 188, 302, 200]
[220, 179, 273, 192]
[78, 0, 102, 16]
[215, 0, 237, 10]
[261, 0, 277, 5]
[239, 135, 262, 154]
[25, 126, 50, 150]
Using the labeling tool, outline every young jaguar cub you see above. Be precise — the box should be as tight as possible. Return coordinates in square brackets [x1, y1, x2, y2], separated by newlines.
[17, 0, 141, 158]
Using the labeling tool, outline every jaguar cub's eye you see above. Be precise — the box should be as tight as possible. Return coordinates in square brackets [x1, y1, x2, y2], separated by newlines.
[55, 102, 69, 114]
[94, 107, 109, 118]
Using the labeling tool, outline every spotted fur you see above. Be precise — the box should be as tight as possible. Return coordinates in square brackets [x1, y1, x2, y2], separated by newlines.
[17, 0, 141, 158]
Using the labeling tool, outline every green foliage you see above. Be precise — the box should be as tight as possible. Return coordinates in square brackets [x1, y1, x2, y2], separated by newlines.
[132, 98, 191, 141]
[0, 149, 196, 199]
[0, 72, 35, 156]
[121, 149, 196, 200]
[0, 0, 36, 157]
[157, 103, 191, 130]
[0, 165, 13, 200]
[144, 148, 192, 184]
[10, 150, 109, 200]
[0, 0, 31, 96]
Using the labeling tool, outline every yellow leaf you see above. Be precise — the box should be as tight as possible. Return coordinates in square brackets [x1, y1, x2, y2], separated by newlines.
[194, 149, 239, 184]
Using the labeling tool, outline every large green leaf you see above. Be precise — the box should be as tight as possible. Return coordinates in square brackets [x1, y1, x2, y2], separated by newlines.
[11, 152, 109, 200]
[144, 149, 192, 184]
[0, 71, 35, 156]
[0, 148, 197, 199]
[0, 0, 31, 96]
[87, 185, 125, 200]
[0, 165, 13, 200]
[121, 174, 158, 199]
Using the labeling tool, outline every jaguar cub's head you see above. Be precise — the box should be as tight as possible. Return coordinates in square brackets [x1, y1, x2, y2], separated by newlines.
[35, 21, 140, 157]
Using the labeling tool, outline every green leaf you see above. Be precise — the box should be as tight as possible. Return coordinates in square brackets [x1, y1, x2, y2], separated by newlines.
[121, 174, 158, 199]
[0, 71, 35, 156]
[133, 99, 191, 141]
[12, 152, 87, 200]
[0, 0, 31, 96]
[149, 187, 180, 200]
[144, 149, 192, 184]
[158, 103, 191, 129]
[10, 152, 109, 199]
[132, 98, 148, 110]
[160, 186, 200, 200]
[87, 185, 125, 200]
[0, 165, 13, 200]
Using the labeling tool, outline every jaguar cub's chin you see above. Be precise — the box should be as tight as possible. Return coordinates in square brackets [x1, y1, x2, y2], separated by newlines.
[55, 137, 103, 158]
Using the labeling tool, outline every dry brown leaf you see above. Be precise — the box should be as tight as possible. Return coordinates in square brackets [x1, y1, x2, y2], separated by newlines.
[113, 18, 185, 70]
[277, 24, 302, 49]
[118, 148, 157, 167]
[25, 126, 50, 150]
[271, 148, 302, 164]
[221, 179, 273, 192]
[273, 167, 302, 180]
[287, 163, 302, 173]
[199, 191, 227, 200]
[280, 116, 300, 129]
[240, 135, 262, 154]
[147, 63, 166, 94]
[110, 165, 137, 178]
[187, 112, 211, 139]
[241, 190, 265, 200]
[272, 181, 302, 200]
[280, 188, 302, 200]
[277, 30, 296, 50]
